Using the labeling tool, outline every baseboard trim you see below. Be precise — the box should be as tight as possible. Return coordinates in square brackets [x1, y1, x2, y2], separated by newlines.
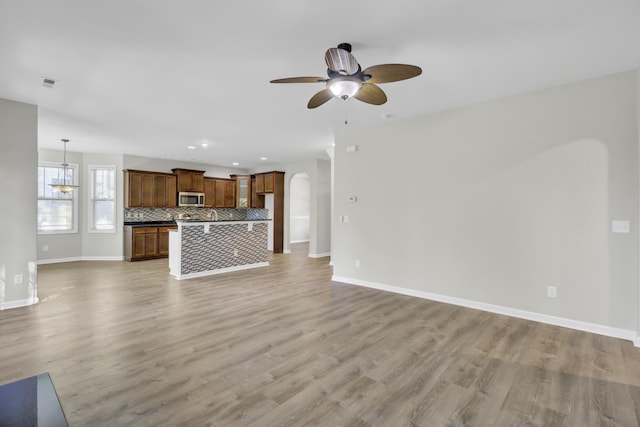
[332, 275, 638, 345]
[290, 239, 310, 244]
[1, 297, 39, 310]
[171, 262, 269, 280]
[308, 252, 331, 258]
[37, 256, 124, 265]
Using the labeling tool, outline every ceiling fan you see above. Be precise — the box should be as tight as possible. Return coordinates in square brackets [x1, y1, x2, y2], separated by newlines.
[270, 42, 422, 109]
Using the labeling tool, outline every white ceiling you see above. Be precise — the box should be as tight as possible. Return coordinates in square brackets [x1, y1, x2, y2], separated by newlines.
[1, 1, 639, 168]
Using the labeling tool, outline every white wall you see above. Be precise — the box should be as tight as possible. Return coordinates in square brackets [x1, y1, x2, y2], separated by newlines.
[252, 158, 331, 257]
[315, 159, 332, 257]
[290, 173, 310, 243]
[637, 69, 640, 346]
[0, 98, 38, 309]
[333, 71, 639, 339]
[123, 155, 247, 178]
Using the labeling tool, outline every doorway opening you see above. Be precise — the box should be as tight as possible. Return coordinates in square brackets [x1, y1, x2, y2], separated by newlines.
[289, 173, 311, 253]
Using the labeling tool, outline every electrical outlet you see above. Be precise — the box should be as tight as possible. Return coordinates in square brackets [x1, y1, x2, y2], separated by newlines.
[355, 260, 360, 268]
[43, 245, 49, 252]
[547, 286, 557, 298]
[14, 274, 23, 285]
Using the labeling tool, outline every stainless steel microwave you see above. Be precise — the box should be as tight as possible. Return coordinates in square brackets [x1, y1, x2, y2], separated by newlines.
[178, 192, 205, 207]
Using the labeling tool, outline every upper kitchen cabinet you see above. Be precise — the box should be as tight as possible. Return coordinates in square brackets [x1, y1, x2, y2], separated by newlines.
[212, 178, 236, 208]
[172, 168, 205, 192]
[155, 174, 177, 208]
[230, 175, 251, 208]
[252, 175, 265, 209]
[125, 170, 177, 208]
[224, 180, 236, 208]
[125, 170, 156, 207]
[203, 177, 216, 208]
[254, 172, 278, 194]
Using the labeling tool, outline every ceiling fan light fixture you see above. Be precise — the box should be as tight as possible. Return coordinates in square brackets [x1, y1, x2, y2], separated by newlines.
[328, 77, 362, 100]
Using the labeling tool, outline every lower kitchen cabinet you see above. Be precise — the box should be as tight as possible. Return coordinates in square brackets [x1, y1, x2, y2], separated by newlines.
[125, 225, 177, 261]
[158, 226, 174, 256]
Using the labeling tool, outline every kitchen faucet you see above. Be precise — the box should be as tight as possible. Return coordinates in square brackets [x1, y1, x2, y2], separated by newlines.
[210, 210, 219, 221]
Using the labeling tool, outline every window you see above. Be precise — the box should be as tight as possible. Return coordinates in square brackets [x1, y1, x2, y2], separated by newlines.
[38, 162, 78, 234]
[89, 165, 116, 233]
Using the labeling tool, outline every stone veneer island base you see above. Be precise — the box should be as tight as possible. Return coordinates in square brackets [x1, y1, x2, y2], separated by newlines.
[169, 220, 270, 280]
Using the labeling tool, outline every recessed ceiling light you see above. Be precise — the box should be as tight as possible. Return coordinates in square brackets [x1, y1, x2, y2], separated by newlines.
[187, 145, 196, 150]
[260, 157, 268, 161]
[232, 162, 239, 166]
[201, 143, 208, 148]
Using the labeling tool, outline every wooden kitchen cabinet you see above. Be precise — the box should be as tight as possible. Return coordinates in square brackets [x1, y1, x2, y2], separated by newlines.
[252, 175, 265, 209]
[158, 226, 177, 256]
[212, 178, 236, 208]
[203, 177, 216, 208]
[125, 170, 177, 208]
[224, 180, 236, 207]
[155, 174, 177, 208]
[125, 170, 156, 207]
[255, 173, 264, 193]
[125, 225, 176, 261]
[231, 175, 251, 208]
[214, 180, 225, 207]
[128, 227, 158, 260]
[172, 168, 205, 192]
[270, 172, 285, 253]
[254, 172, 275, 194]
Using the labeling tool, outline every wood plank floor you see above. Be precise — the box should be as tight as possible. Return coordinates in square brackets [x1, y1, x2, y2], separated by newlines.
[2, 243, 640, 426]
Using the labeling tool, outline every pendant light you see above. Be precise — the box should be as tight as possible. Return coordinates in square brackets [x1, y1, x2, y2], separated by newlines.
[49, 139, 78, 193]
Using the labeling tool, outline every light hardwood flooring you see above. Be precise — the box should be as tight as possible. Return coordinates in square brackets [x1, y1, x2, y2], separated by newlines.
[2, 243, 640, 426]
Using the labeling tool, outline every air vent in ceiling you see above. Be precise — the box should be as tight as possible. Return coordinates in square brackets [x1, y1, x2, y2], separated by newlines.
[42, 77, 57, 88]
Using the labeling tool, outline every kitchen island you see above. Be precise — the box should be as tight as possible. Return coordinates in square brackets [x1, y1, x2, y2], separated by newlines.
[169, 220, 270, 280]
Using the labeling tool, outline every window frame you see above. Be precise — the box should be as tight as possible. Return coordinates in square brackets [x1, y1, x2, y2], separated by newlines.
[37, 161, 79, 235]
[88, 164, 117, 234]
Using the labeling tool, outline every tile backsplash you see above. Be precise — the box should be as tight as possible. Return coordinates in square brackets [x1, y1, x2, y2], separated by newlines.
[124, 207, 269, 222]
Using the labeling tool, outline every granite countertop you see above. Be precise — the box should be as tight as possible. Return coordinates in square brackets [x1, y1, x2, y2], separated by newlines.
[124, 221, 177, 227]
[175, 219, 272, 223]
[124, 219, 271, 227]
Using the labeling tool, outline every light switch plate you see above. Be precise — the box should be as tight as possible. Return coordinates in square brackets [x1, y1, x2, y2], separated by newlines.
[612, 220, 630, 233]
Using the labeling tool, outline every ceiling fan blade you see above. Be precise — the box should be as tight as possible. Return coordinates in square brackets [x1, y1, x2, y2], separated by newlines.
[362, 64, 422, 84]
[270, 77, 327, 83]
[307, 88, 334, 109]
[325, 48, 359, 75]
[353, 83, 387, 105]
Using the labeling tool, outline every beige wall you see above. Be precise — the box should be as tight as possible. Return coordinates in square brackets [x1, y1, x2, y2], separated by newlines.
[0, 98, 38, 309]
[333, 71, 639, 337]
